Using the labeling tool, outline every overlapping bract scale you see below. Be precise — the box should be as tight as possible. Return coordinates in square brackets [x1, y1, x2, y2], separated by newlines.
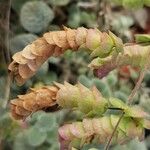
[10, 82, 150, 148]
[56, 82, 108, 117]
[10, 82, 149, 121]
[93, 44, 150, 79]
[10, 86, 58, 120]
[10, 82, 108, 120]
[9, 27, 123, 85]
[9, 38, 55, 85]
[9, 27, 150, 83]
[59, 115, 150, 149]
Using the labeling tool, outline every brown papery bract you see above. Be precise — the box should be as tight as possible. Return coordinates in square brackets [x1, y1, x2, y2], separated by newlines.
[10, 85, 59, 120]
[10, 81, 108, 120]
[8, 27, 89, 85]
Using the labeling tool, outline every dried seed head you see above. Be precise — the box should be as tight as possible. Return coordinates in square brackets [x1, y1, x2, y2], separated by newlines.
[59, 115, 149, 148]
[10, 85, 59, 120]
[9, 27, 122, 85]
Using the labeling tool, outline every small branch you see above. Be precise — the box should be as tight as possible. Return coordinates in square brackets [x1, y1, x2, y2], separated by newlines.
[127, 65, 148, 105]
[1, 0, 12, 108]
[5, 0, 11, 65]
[2, 0, 11, 65]
[104, 63, 148, 150]
[3, 73, 12, 108]
[96, 0, 103, 29]
[105, 112, 124, 150]
[96, 0, 111, 30]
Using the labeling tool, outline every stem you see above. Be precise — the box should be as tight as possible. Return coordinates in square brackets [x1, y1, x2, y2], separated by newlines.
[96, 0, 110, 30]
[96, 0, 105, 29]
[3, 73, 12, 108]
[104, 64, 148, 150]
[6, 0, 11, 65]
[105, 112, 124, 150]
[2, 0, 11, 65]
[1, 0, 12, 108]
[127, 66, 147, 105]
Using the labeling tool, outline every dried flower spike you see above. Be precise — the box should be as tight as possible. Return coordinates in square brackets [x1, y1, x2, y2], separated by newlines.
[59, 115, 150, 149]
[10, 85, 58, 120]
[10, 82, 149, 120]
[9, 27, 123, 85]
[91, 45, 150, 78]
[10, 82, 108, 120]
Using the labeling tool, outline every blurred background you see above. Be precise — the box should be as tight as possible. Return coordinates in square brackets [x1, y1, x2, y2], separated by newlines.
[0, 0, 150, 149]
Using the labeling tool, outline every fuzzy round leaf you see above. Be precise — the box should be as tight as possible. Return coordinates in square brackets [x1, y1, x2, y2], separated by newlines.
[35, 61, 49, 78]
[80, 11, 97, 28]
[12, 0, 28, 13]
[46, 128, 58, 144]
[10, 34, 38, 54]
[78, 75, 92, 88]
[13, 132, 33, 150]
[43, 71, 58, 84]
[112, 15, 134, 31]
[114, 91, 128, 102]
[35, 113, 57, 131]
[26, 126, 47, 146]
[92, 79, 111, 97]
[67, 5, 80, 28]
[20, 1, 54, 33]
[106, 72, 117, 86]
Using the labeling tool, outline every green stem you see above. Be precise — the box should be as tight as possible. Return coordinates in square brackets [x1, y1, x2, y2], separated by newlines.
[127, 66, 147, 105]
[105, 63, 148, 150]
[105, 112, 124, 150]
